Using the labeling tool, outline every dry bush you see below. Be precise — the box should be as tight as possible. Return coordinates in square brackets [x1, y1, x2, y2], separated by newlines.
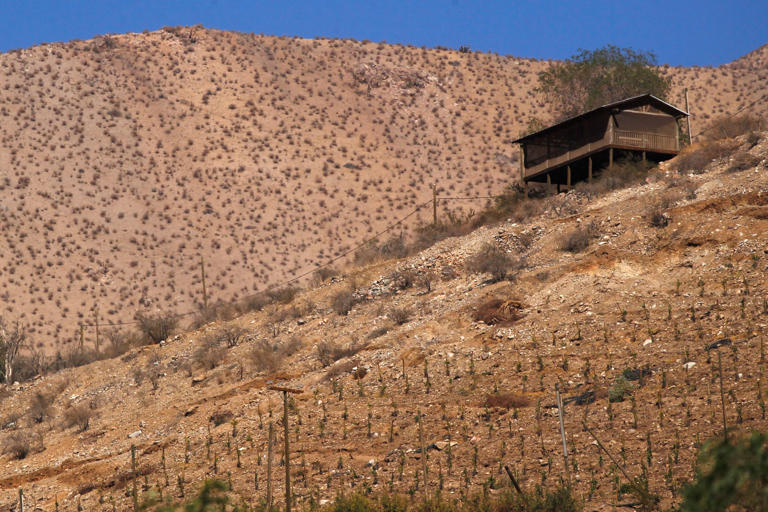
[324, 358, 359, 380]
[266, 286, 299, 305]
[238, 293, 271, 313]
[675, 140, 738, 173]
[135, 311, 178, 344]
[63, 402, 97, 432]
[3, 430, 44, 460]
[249, 340, 283, 374]
[103, 328, 137, 358]
[726, 151, 760, 173]
[317, 340, 367, 367]
[466, 243, 521, 282]
[389, 268, 418, 290]
[28, 392, 55, 424]
[209, 410, 233, 427]
[484, 392, 531, 409]
[647, 208, 670, 228]
[473, 298, 524, 325]
[313, 266, 339, 284]
[194, 334, 227, 370]
[388, 306, 411, 325]
[558, 222, 597, 253]
[367, 326, 390, 340]
[331, 288, 359, 315]
[218, 324, 246, 348]
[576, 158, 652, 197]
[704, 114, 764, 140]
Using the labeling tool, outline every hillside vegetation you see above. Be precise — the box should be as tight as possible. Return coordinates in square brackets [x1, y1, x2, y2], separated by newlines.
[0, 28, 766, 352]
[0, 126, 766, 510]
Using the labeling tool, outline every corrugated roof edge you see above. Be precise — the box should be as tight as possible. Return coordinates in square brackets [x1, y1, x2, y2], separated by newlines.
[513, 94, 689, 144]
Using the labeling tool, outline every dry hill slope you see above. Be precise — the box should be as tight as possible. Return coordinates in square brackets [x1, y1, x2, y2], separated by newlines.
[0, 131, 766, 510]
[0, 28, 766, 352]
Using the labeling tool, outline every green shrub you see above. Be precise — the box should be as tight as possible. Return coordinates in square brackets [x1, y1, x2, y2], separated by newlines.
[467, 243, 520, 282]
[680, 431, 768, 512]
[608, 375, 634, 402]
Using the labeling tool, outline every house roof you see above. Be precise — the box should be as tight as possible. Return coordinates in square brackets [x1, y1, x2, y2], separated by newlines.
[513, 94, 689, 144]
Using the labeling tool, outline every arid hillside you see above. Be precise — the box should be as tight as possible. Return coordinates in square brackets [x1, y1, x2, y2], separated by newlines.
[0, 130, 766, 510]
[0, 27, 766, 352]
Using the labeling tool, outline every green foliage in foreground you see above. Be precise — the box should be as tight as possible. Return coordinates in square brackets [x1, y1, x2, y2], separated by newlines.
[679, 431, 768, 512]
[150, 482, 581, 512]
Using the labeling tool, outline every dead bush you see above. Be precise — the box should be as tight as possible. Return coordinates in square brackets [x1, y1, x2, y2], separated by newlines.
[28, 392, 55, 424]
[366, 326, 390, 340]
[194, 334, 227, 370]
[313, 266, 339, 284]
[388, 307, 411, 325]
[209, 410, 233, 427]
[674, 140, 737, 173]
[317, 340, 366, 367]
[239, 293, 271, 313]
[647, 208, 670, 228]
[467, 243, 521, 282]
[218, 324, 246, 348]
[473, 298, 524, 325]
[704, 114, 764, 140]
[558, 222, 597, 253]
[103, 328, 137, 358]
[726, 151, 760, 173]
[3, 430, 44, 460]
[135, 311, 178, 344]
[576, 158, 652, 197]
[331, 288, 359, 315]
[484, 392, 531, 409]
[266, 286, 299, 305]
[63, 402, 97, 432]
[324, 358, 359, 380]
[249, 340, 282, 373]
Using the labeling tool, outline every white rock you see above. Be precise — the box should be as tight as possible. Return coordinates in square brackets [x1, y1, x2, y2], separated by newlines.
[683, 362, 696, 370]
[643, 339, 653, 346]
[128, 430, 142, 438]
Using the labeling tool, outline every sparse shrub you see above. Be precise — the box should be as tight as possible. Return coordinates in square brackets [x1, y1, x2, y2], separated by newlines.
[239, 293, 271, 313]
[703, 114, 764, 140]
[473, 298, 524, 325]
[390, 269, 417, 290]
[249, 340, 282, 373]
[218, 324, 246, 348]
[558, 223, 597, 253]
[3, 430, 43, 460]
[609, 375, 634, 403]
[366, 326, 390, 340]
[725, 150, 760, 173]
[313, 266, 339, 284]
[576, 158, 651, 197]
[484, 392, 531, 409]
[194, 334, 227, 370]
[135, 311, 178, 344]
[332, 288, 359, 315]
[266, 286, 299, 305]
[388, 307, 411, 325]
[28, 392, 55, 424]
[675, 140, 738, 173]
[317, 341, 366, 367]
[466, 243, 518, 282]
[647, 208, 670, 228]
[209, 411, 234, 427]
[63, 402, 96, 432]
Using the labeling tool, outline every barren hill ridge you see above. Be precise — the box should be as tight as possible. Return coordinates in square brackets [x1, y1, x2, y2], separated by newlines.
[1, 27, 767, 350]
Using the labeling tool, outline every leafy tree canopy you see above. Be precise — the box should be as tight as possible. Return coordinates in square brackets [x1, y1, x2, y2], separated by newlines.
[536, 45, 670, 122]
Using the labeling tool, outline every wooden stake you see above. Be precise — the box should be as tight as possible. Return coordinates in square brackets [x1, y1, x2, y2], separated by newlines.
[200, 255, 208, 310]
[556, 384, 571, 483]
[503, 466, 523, 495]
[94, 308, 100, 354]
[18, 488, 23, 512]
[588, 157, 592, 183]
[267, 421, 273, 511]
[718, 351, 728, 442]
[79, 324, 84, 352]
[417, 410, 428, 493]
[432, 185, 438, 226]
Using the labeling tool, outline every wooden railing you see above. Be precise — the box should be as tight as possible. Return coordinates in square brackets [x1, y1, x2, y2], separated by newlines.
[612, 130, 678, 152]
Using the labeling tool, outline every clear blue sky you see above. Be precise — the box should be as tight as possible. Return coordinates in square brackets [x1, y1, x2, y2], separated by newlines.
[1, 1, 766, 66]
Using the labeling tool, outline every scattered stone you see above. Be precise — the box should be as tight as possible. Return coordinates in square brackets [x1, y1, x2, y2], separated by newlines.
[128, 430, 142, 439]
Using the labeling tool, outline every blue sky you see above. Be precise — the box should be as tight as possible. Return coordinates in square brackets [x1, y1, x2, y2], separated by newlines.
[1, 1, 766, 66]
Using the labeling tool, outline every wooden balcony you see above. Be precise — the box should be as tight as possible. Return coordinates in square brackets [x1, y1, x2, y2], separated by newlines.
[523, 129, 679, 180]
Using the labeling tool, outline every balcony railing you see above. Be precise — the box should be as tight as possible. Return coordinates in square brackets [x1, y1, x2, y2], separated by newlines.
[612, 129, 678, 152]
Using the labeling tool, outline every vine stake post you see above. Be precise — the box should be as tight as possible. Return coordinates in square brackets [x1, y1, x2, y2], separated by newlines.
[269, 385, 303, 512]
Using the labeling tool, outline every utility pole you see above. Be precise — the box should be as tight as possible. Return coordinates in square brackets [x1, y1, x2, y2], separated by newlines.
[94, 307, 100, 354]
[267, 422, 273, 510]
[200, 256, 208, 310]
[685, 88, 693, 144]
[432, 185, 438, 226]
[269, 385, 303, 512]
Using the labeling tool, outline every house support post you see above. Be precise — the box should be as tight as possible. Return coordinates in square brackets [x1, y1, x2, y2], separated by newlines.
[546, 173, 552, 193]
[566, 166, 571, 189]
[588, 156, 593, 183]
[609, 148, 614, 169]
[642, 151, 646, 162]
